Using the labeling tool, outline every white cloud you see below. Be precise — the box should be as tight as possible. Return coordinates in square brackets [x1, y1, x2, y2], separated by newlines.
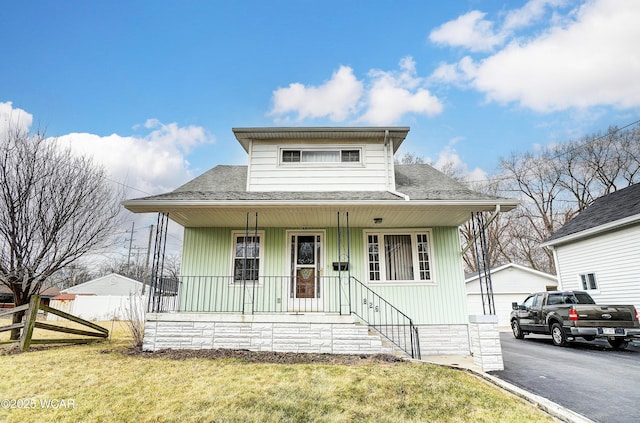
[269, 66, 363, 122]
[473, 0, 640, 112]
[0, 101, 33, 136]
[429, 56, 477, 86]
[431, 143, 488, 182]
[431, 0, 640, 112]
[269, 57, 443, 125]
[502, 0, 568, 32]
[358, 57, 443, 125]
[429, 10, 504, 53]
[56, 121, 214, 196]
[429, 0, 568, 52]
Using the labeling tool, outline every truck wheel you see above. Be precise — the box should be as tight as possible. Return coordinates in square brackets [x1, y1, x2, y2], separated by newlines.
[551, 323, 568, 347]
[511, 320, 525, 339]
[608, 338, 628, 349]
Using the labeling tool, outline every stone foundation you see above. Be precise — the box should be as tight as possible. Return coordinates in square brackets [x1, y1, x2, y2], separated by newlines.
[416, 324, 470, 356]
[468, 315, 504, 371]
[143, 313, 393, 355]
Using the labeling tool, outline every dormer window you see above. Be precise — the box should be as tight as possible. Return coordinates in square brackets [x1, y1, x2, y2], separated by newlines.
[280, 148, 361, 164]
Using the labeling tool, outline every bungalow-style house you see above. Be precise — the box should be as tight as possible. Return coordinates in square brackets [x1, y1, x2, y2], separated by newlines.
[542, 183, 640, 312]
[123, 127, 517, 367]
[465, 263, 557, 327]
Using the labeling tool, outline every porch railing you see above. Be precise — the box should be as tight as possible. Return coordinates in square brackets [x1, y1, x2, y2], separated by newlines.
[149, 276, 348, 314]
[147, 275, 421, 359]
[348, 276, 421, 359]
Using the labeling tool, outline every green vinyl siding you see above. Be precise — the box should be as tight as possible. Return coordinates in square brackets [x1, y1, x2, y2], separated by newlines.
[361, 227, 468, 324]
[180, 226, 468, 324]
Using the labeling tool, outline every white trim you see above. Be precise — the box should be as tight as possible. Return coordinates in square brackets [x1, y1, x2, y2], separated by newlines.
[230, 230, 266, 284]
[577, 271, 599, 292]
[277, 145, 365, 167]
[363, 228, 435, 285]
[541, 214, 640, 247]
[464, 262, 557, 283]
[123, 199, 519, 210]
[285, 230, 326, 310]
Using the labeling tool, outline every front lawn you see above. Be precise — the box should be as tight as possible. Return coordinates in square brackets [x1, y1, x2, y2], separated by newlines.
[0, 319, 553, 422]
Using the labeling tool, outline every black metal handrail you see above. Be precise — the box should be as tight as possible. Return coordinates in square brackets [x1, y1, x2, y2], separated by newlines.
[348, 276, 421, 359]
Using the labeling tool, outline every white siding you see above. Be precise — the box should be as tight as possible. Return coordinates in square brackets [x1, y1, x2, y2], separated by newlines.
[554, 225, 640, 312]
[246, 140, 393, 192]
[466, 265, 557, 327]
[63, 274, 143, 296]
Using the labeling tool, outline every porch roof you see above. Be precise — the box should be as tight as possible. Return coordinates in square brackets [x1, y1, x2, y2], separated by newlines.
[123, 164, 518, 227]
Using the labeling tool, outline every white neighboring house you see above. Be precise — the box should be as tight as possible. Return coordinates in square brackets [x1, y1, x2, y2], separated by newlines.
[541, 183, 640, 312]
[466, 263, 558, 326]
[48, 273, 146, 321]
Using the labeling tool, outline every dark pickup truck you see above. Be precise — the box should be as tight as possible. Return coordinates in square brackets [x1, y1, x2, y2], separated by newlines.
[511, 291, 640, 349]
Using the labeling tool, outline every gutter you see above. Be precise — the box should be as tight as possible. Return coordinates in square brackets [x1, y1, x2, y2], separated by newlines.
[383, 129, 410, 201]
[460, 205, 501, 255]
[122, 199, 518, 210]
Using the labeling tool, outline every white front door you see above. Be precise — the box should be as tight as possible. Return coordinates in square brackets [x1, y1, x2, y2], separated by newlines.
[288, 232, 323, 312]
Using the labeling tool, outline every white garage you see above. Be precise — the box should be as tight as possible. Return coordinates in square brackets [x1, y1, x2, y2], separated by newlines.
[466, 263, 557, 327]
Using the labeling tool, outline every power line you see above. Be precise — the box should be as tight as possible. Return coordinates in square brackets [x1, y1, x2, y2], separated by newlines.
[463, 117, 640, 185]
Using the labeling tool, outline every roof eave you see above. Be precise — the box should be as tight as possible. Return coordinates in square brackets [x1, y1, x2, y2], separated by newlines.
[122, 198, 519, 213]
[541, 213, 640, 248]
[232, 126, 410, 153]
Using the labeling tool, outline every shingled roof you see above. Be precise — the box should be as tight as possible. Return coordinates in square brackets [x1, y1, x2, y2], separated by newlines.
[128, 164, 508, 203]
[544, 183, 640, 246]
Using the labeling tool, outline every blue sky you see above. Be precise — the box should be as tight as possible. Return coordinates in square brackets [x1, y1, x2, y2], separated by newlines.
[2, 0, 640, 255]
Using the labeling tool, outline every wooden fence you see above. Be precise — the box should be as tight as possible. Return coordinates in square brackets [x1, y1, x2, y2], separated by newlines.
[0, 295, 109, 351]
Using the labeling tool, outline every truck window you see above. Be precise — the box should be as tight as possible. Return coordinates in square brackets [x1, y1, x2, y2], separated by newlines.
[521, 295, 534, 309]
[547, 293, 562, 305]
[532, 293, 544, 308]
[569, 292, 596, 304]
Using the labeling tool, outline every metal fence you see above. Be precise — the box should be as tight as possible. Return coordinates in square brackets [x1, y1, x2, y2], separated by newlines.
[148, 275, 349, 314]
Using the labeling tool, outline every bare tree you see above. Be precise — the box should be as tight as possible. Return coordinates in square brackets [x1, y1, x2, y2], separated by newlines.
[496, 125, 640, 273]
[0, 125, 121, 339]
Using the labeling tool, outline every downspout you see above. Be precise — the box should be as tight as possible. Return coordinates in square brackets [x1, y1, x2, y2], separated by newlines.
[383, 129, 410, 201]
[461, 205, 501, 255]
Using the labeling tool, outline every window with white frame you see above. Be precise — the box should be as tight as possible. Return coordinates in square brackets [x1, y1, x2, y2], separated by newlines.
[365, 230, 433, 283]
[280, 148, 361, 164]
[579, 273, 598, 290]
[232, 232, 264, 282]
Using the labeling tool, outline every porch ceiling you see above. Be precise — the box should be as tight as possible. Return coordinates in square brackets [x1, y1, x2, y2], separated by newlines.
[125, 201, 515, 228]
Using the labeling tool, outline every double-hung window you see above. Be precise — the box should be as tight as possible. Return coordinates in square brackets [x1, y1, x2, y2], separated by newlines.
[232, 231, 264, 283]
[365, 230, 433, 283]
[579, 273, 598, 290]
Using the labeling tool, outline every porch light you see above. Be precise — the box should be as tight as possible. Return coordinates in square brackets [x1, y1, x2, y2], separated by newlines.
[374, 218, 383, 224]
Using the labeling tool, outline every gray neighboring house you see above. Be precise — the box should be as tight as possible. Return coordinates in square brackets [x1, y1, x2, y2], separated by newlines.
[542, 183, 640, 311]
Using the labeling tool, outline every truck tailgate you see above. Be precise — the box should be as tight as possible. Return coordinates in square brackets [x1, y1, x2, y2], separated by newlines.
[573, 305, 637, 328]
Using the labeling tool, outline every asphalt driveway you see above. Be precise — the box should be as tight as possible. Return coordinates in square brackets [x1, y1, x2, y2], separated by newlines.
[491, 332, 640, 423]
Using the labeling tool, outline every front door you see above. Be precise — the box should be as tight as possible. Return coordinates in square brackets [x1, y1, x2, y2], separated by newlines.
[289, 232, 323, 312]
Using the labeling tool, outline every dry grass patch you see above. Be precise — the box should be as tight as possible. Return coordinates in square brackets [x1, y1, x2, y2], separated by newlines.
[0, 320, 554, 423]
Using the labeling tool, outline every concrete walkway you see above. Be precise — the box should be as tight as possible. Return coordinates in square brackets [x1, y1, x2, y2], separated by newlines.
[419, 355, 594, 423]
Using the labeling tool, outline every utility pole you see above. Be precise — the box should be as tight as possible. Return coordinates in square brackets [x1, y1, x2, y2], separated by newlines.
[126, 222, 135, 268]
[142, 224, 154, 295]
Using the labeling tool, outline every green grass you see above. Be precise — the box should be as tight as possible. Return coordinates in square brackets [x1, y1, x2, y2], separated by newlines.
[0, 319, 553, 423]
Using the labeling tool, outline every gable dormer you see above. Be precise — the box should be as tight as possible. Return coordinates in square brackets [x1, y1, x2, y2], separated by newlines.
[233, 127, 409, 192]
